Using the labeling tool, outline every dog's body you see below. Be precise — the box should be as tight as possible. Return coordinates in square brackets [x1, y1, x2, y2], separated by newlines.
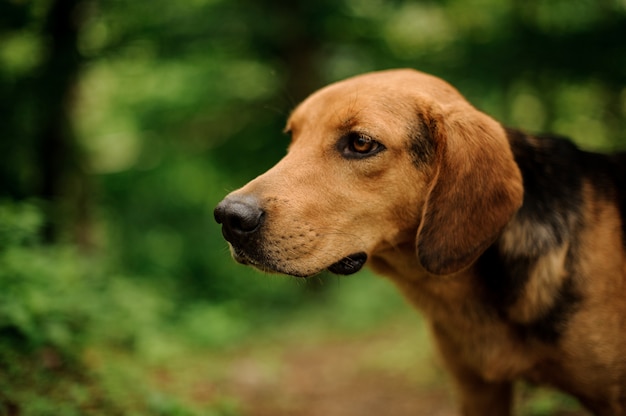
[214, 69, 626, 415]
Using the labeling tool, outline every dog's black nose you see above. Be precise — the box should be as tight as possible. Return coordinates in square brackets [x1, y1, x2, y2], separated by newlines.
[214, 195, 265, 244]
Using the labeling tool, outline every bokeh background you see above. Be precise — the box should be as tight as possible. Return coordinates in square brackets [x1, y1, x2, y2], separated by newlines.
[1, 0, 625, 414]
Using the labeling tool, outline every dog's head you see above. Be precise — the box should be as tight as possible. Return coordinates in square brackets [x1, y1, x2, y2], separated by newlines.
[214, 69, 523, 277]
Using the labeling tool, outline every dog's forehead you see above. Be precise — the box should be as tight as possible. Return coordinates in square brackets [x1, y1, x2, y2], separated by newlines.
[286, 69, 461, 135]
[287, 79, 408, 134]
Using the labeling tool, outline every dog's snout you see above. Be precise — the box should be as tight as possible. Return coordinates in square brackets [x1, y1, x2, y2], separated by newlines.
[214, 195, 265, 244]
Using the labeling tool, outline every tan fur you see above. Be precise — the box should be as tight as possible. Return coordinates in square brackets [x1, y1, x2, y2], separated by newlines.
[507, 244, 569, 323]
[220, 69, 626, 415]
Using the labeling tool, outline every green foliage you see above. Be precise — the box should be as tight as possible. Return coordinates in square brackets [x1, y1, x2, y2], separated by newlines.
[0, 202, 111, 413]
[0, 202, 67, 350]
[1, 202, 162, 353]
[0, 202, 225, 414]
[0, 200, 43, 247]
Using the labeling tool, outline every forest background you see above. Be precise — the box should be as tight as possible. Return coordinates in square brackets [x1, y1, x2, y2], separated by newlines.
[1, 0, 626, 414]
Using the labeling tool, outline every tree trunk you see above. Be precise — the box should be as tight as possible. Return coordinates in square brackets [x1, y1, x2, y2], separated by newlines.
[37, 0, 91, 246]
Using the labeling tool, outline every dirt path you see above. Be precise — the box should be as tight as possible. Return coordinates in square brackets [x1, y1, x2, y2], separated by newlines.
[154, 323, 589, 416]
[220, 340, 456, 416]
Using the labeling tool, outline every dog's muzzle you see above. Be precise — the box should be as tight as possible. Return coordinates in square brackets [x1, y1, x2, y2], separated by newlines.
[214, 195, 367, 277]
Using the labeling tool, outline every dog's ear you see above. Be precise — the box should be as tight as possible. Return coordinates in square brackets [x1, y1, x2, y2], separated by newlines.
[416, 108, 523, 275]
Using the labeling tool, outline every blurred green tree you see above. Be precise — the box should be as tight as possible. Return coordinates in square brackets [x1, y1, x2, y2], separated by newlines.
[1, 0, 89, 244]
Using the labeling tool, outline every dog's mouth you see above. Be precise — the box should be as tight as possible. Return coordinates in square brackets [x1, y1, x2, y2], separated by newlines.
[231, 246, 367, 277]
[327, 252, 368, 275]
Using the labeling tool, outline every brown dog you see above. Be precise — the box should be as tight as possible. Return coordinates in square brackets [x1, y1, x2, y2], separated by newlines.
[214, 69, 626, 415]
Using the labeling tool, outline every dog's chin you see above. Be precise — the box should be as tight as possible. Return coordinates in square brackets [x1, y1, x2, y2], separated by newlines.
[230, 247, 277, 273]
[231, 246, 367, 278]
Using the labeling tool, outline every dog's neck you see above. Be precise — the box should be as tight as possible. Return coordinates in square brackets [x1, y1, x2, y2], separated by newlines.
[369, 129, 587, 342]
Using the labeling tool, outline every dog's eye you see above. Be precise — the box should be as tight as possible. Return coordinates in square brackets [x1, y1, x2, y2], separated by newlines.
[351, 135, 375, 153]
[340, 132, 385, 159]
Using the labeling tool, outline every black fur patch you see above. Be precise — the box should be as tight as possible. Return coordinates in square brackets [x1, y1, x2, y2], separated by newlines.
[409, 113, 436, 168]
[506, 129, 584, 251]
[614, 154, 626, 247]
[477, 129, 589, 343]
[477, 246, 535, 312]
[477, 246, 582, 344]
[578, 150, 626, 247]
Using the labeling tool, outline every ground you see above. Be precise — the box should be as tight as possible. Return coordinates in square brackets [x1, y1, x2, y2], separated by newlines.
[211, 337, 454, 416]
[148, 317, 589, 416]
